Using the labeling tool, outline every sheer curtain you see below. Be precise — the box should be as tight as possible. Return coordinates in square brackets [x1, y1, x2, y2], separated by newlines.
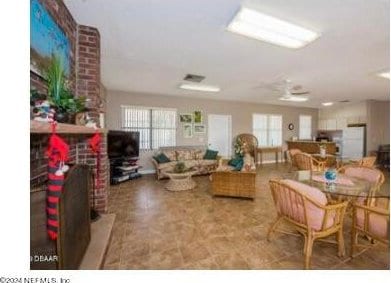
[299, 115, 312, 140]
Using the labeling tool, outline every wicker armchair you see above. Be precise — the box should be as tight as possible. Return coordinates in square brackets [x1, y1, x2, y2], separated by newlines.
[337, 165, 385, 206]
[351, 199, 390, 257]
[211, 170, 256, 199]
[268, 179, 348, 269]
[358, 156, 377, 168]
[293, 152, 326, 172]
[286, 148, 302, 171]
[235, 133, 258, 158]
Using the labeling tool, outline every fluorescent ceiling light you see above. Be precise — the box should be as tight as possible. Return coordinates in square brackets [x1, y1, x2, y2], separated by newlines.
[179, 83, 220, 92]
[227, 7, 320, 48]
[279, 96, 308, 102]
[378, 72, 390, 79]
[322, 102, 333, 106]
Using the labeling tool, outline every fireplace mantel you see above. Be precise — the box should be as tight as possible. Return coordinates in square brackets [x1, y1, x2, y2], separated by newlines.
[30, 120, 107, 134]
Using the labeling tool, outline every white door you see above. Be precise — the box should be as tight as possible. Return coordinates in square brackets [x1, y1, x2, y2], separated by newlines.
[208, 114, 232, 158]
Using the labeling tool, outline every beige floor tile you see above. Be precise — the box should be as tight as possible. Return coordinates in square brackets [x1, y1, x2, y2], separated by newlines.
[103, 164, 390, 270]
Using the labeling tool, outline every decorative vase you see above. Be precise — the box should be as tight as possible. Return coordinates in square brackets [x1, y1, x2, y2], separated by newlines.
[324, 168, 337, 185]
[320, 148, 326, 157]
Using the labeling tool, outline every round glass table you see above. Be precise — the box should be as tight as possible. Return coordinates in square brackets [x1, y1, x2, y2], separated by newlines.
[282, 170, 389, 199]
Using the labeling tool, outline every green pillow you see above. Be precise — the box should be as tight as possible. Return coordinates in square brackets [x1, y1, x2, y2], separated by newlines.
[203, 149, 218, 160]
[233, 158, 244, 171]
[153, 153, 170, 164]
[228, 157, 242, 167]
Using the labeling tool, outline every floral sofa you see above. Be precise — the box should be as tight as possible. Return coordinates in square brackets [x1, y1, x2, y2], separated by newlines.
[152, 146, 219, 180]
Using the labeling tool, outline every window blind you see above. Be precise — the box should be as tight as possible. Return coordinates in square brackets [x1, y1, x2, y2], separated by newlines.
[121, 106, 177, 150]
[253, 114, 282, 146]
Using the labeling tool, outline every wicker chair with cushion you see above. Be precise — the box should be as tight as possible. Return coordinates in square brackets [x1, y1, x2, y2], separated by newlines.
[351, 199, 390, 257]
[268, 179, 348, 269]
[358, 156, 377, 168]
[293, 152, 326, 172]
[287, 148, 302, 171]
[337, 165, 385, 206]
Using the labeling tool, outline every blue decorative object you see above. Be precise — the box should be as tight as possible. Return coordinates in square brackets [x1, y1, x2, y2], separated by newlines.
[30, 0, 71, 75]
[324, 168, 337, 184]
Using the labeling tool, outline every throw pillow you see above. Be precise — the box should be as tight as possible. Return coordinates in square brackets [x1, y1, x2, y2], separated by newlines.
[228, 157, 242, 167]
[153, 153, 171, 164]
[233, 158, 244, 171]
[203, 149, 218, 160]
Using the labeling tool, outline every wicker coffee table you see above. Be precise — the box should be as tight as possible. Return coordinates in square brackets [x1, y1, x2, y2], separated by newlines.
[164, 169, 197, 191]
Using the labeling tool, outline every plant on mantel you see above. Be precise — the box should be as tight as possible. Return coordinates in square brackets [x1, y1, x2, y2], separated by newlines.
[45, 54, 87, 123]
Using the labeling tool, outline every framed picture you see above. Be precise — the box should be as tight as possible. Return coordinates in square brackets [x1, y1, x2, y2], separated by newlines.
[183, 124, 193, 138]
[31, 0, 71, 76]
[193, 110, 202, 123]
[179, 113, 193, 123]
[194, 124, 205, 134]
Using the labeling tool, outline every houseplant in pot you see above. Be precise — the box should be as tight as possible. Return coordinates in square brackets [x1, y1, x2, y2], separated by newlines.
[45, 55, 86, 123]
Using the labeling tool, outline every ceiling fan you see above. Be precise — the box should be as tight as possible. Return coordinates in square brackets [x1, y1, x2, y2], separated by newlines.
[254, 79, 310, 102]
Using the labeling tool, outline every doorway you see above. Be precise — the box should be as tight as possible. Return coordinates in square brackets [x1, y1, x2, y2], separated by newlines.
[208, 114, 232, 158]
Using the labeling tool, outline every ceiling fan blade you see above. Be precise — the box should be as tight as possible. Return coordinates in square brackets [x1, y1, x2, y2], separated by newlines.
[290, 91, 310, 95]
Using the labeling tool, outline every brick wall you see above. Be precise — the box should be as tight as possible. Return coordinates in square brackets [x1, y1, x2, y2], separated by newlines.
[30, 134, 109, 212]
[30, 0, 108, 212]
[77, 25, 101, 126]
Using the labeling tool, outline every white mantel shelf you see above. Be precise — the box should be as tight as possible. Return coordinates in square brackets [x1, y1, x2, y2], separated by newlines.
[30, 120, 107, 134]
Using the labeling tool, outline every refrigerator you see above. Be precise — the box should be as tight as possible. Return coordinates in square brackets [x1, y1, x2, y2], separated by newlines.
[342, 126, 366, 159]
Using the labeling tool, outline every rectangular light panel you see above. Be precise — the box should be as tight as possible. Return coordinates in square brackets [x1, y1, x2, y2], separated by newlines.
[227, 7, 320, 49]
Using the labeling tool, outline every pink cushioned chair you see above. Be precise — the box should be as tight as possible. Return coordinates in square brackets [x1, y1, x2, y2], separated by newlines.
[338, 165, 385, 206]
[351, 199, 390, 256]
[268, 179, 348, 269]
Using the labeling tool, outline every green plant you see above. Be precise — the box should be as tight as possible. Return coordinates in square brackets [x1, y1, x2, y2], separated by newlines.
[44, 54, 86, 114]
[173, 162, 186, 173]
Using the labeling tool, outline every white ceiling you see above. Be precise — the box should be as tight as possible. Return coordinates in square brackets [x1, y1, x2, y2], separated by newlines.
[65, 0, 390, 108]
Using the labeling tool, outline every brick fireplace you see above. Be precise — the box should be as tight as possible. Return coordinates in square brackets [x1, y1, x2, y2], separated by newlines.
[30, 0, 108, 212]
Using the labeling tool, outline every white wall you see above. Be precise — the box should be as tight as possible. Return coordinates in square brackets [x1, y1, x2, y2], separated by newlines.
[106, 90, 319, 172]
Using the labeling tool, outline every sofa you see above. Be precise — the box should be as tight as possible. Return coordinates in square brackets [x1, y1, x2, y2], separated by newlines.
[152, 146, 219, 180]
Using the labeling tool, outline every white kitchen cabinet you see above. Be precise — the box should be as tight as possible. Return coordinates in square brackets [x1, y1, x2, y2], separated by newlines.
[359, 116, 366, 123]
[318, 119, 327, 130]
[326, 119, 337, 130]
[336, 117, 347, 130]
[347, 116, 359, 124]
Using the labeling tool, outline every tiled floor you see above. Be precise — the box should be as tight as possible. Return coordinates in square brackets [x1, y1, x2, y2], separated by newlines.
[103, 164, 390, 270]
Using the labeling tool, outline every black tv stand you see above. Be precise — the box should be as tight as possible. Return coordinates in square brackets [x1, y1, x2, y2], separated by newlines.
[109, 157, 142, 185]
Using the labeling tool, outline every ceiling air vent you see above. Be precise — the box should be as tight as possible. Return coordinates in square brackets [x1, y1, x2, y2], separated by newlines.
[183, 74, 205, 83]
[339, 100, 350, 103]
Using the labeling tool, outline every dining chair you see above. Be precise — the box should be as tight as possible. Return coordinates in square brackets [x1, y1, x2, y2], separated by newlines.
[351, 199, 390, 257]
[358, 156, 377, 168]
[287, 148, 302, 171]
[293, 152, 326, 172]
[338, 165, 385, 206]
[268, 179, 348, 269]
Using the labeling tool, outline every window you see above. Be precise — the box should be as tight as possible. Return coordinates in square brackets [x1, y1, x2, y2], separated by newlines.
[121, 106, 177, 150]
[299, 115, 312, 140]
[253, 114, 282, 146]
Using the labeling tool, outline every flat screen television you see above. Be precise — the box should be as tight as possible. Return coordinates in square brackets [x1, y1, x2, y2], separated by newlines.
[107, 130, 140, 159]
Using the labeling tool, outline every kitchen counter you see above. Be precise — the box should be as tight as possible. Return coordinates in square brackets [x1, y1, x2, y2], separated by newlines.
[286, 140, 336, 155]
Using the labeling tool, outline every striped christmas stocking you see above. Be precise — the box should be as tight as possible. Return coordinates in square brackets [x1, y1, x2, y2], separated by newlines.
[46, 123, 69, 240]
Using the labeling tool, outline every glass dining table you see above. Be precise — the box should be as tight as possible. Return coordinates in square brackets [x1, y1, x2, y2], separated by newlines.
[281, 170, 389, 199]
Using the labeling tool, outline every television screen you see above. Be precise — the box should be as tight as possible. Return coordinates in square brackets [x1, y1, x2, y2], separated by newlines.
[107, 131, 140, 159]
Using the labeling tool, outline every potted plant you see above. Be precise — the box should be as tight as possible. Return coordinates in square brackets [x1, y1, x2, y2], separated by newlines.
[44, 55, 86, 123]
